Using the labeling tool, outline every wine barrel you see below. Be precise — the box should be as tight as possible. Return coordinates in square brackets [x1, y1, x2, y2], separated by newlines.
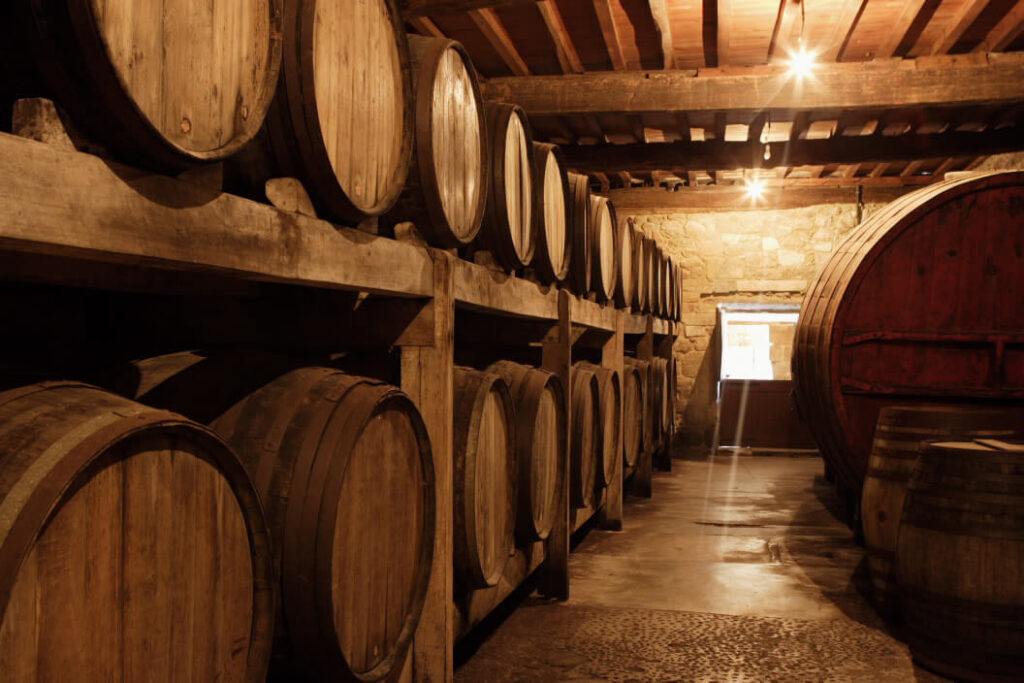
[651, 357, 670, 446]
[674, 263, 684, 321]
[621, 361, 645, 472]
[488, 361, 566, 543]
[119, 352, 435, 681]
[567, 172, 592, 296]
[0, 382, 274, 681]
[613, 212, 635, 308]
[625, 358, 653, 454]
[589, 195, 618, 302]
[643, 236, 658, 314]
[570, 365, 601, 508]
[530, 142, 571, 284]
[480, 102, 534, 271]
[232, 0, 414, 223]
[2, 1, 282, 171]
[792, 171, 1024, 495]
[453, 367, 516, 588]
[897, 439, 1024, 682]
[386, 36, 486, 248]
[631, 228, 648, 312]
[576, 362, 622, 487]
[862, 405, 1019, 611]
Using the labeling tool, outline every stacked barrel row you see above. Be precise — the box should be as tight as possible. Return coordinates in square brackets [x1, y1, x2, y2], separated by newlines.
[0, 0, 681, 320]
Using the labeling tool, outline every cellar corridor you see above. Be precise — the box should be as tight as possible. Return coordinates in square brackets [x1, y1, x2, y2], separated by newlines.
[455, 455, 946, 682]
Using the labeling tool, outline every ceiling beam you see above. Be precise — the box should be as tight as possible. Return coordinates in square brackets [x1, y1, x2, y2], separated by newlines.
[483, 53, 1024, 115]
[973, 0, 1024, 52]
[402, 0, 536, 18]
[408, 16, 446, 37]
[822, 0, 866, 62]
[877, 0, 928, 57]
[468, 8, 531, 76]
[767, 0, 801, 62]
[608, 185, 915, 211]
[649, 0, 677, 69]
[716, 0, 733, 66]
[593, 0, 628, 70]
[927, 0, 990, 55]
[559, 126, 1024, 172]
[536, 0, 584, 73]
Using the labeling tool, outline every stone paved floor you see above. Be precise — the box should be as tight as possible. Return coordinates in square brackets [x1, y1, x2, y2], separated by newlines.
[456, 454, 948, 682]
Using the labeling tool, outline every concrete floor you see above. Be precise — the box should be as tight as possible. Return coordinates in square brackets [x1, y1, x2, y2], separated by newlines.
[456, 454, 948, 682]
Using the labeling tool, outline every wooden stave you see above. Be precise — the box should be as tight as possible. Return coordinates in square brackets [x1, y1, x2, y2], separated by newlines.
[481, 102, 535, 271]
[3, 1, 282, 171]
[631, 227, 648, 312]
[569, 366, 601, 509]
[621, 362, 644, 472]
[896, 440, 1024, 681]
[567, 172, 592, 296]
[386, 36, 487, 248]
[588, 195, 618, 302]
[453, 366, 517, 589]
[117, 353, 435, 682]
[487, 361, 566, 543]
[0, 381, 275, 681]
[575, 362, 621, 488]
[530, 142, 571, 284]
[643, 236, 658, 314]
[650, 357, 670, 448]
[612, 209, 635, 309]
[625, 358, 653, 455]
[861, 405, 1020, 613]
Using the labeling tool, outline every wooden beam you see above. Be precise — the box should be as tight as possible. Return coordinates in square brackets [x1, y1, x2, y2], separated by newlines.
[702, 0, 719, 66]
[973, 0, 1024, 52]
[900, 159, 925, 176]
[402, 0, 536, 18]
[821, 0, 866, 62]
[594, 0, 628, 70]
[768, 0, 801, 62]
[559, 127, 1024, 172]
[877, 0, 929, 57]
[536, 0, 584, 73]
[675, 112, 692, 142]
[649, 0, 677, 69]
[408, 16, 446, 38]
[927, 0, 990, 55]
[747, 112, 768, 143]
[629, 115, 647, 143]
[608, 185, 915, 211]
[484, 53, 1024, 116]
[869, 162, 890, 177]
[468, 8, 531, 76]
[716, 0, 733, 66]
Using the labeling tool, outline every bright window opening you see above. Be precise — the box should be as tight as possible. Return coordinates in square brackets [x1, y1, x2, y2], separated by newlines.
[719, 304, 800, 381]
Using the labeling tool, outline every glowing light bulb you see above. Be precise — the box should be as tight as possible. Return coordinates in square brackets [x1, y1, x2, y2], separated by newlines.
[787, 45, 817, 78]
[745, 179, 764, 200]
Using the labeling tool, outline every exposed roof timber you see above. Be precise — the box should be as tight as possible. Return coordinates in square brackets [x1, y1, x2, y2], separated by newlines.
[402, 0, 536, 18]
[593, 172, 612, 192]
[536, 0, 584, 73]
[468, 8, 531, 75]
[869, 162, 890, 177]
[973, 0, 1024, 52]
[559, 127, 1024, 171]
[702, 0, 718, 66]
[484, 53, 1024, 115]
[768, 0, 801, 62]
[408, 16, 446, 37]
[649, 0, 677, 69]
[675, 113, 692, 142]
[748, 112, 769, 143]
[821, 0, 865, 62]
[877, 0, 928, 57]
[716, 0, 732, 66]
[593, 0, 629, 70]
[925, 0, 990, 55]
[608, 185, 915, 211]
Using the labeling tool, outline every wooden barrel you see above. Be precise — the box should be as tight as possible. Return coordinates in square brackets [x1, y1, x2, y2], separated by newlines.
[567, 172, 592, 296]
[792, 171, 1024, 495]
[121, 354, 435, 681]
[897, 439, 1024, 681]
[576, 362, 621, 487]
[621, 361, 645, 472]
[570, 365, 601, 508]
[626, 358, 653, 455]
[862, 405, 1019, 612]
[233, 0, 414, 223]
[643, 236, 658, 314]
[651, 357, 670, 446]
[674, 263, 684, 321]
[386, 36, 486, 248]
[480, 102, 534, 271]
[488, 361, 566, 543]
[666, 256, 678, 320]
[3, 1, 282, 171]
[588, 195, 618, 302]
[613, 212, 635, 308]
[0, 382, 274, 681]
[631, 228, 648, 312]
[453, 367, 516, 588]
[530, 142, 571, 284]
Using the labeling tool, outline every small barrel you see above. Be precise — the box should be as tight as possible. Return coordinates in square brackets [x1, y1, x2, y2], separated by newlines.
[631, 229, 648, 312]
[570, 364, 601, 508]
[861, 405, 1019, 611]
[232, 0, 414, 223]
[588, 195, 618, 302]
[530, 142, 571, 284]
[488, 361, 566, 543]
[387, 36, 487, 247]
[3, 0, 282, 171]
[625, 358, 653, 455]
[897, 439, 1024, 682]
[614, 215, 636, 309]
[480, 102, 534, 271]
[567, 172, 592, 296]
[453, 367, 517, 588]
[118, 352, 435, 681]
[650, 357, 670, 446]
[0, 382, 274, 681]
[576, 362, 621, 488]
[621, 361, 645, 472]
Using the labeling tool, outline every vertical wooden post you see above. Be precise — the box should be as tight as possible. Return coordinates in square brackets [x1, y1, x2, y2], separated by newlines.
[598, 311, 624, 530]
[402, 251, 455, 683]
[633, 316, 654, 498]
[538, 290, 571, 600]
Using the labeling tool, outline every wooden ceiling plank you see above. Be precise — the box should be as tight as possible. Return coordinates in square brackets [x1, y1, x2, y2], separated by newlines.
[536, 0, 585, 74]
[716, 0, 733, 66]
[649, 0, 678, 69]
[973, 0, 1024, 52]
[594, 0, 629, 70]
[877, 0, 929, 57]
[483, 54, 1024, 115]
[408, 16, 446, 37]
[768, 0, 801, 62]
[468, 8, 531, 76]
[925, 0, 992, 55]
[822, 0, 867, 62]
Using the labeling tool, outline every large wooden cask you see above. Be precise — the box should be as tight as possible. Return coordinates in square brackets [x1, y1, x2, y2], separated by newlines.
[233, 0, 414, 223]
[631, 228, 648, 312]
[480, 102, 534, 271]
[567, 172, 592, 296]
[576, 362, 621, 487]
[588, 196, 618, 302]
[0, 382, 274, 681]
[570, 365, 601, 508]
[621, 361, 645, 472]
[625, 357, 653, 455]
[651, 357, 671, 447]
[792, 171, 1024, 495]
[897, 439, 1024, 682]
[453, 367, 516, 588]
[3, 0, 282, 171]
[488, 361, 566, 543]
[120, 353, 435, 681]
[530, 142, 571, 284]
[862, 405, 1019, 611]
[613, 212, 635, 308]
[387, 36, 486, 248]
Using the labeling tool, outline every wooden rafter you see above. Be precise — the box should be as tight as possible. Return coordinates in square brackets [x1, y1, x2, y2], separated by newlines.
[402, 0, 536, 17]
[408, 16, 446, 37]
[821, 0, 866, 62]
[973, 0, 1024, 52]
[594, 0, 628, 70]
[925, 0, 990, 55]
[869, 162, 890, 177]
[768, 0, 801, 62]
[649, 0, 677, 69]
[468, 8, 531, 76]
[716, 0, 733, 66]
[877, 0, 928, 57]
[536, 0, 584, 73]
[675, 113, 692, 142]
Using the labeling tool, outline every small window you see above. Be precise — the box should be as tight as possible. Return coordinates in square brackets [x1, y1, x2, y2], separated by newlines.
[718, 304, 800, 381]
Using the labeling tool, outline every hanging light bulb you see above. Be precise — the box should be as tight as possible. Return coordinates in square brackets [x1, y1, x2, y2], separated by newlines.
[787, 44, 817, 78]
[745, 178, 765, 200]
[764, 143, 772, 161]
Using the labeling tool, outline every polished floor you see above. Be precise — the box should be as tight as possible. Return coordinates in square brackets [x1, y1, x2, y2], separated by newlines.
[456, 454, 946, 682]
